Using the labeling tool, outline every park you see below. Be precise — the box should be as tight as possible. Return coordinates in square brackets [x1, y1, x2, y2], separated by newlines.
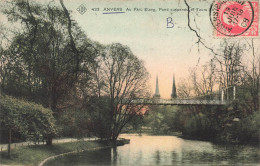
[0, 0, 259, 165]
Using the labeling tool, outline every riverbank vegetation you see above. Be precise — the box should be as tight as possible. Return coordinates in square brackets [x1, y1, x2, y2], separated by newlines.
[172, 40, 260, 144]
[0, 0, 149, 159]
[0, 1, 259, 165]
[126, 102, 260, 144]
[0, 95, 57, 157]
[125, 41, 260, 145]
[0, 139, 129, 165]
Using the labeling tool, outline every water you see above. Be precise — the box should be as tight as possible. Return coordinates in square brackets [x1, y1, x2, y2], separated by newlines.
[46, 134, 260, 166]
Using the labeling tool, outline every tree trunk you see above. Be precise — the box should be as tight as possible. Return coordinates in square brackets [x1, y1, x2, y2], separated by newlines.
[46, 135, 53, 145]
[8, 129, 11, 158]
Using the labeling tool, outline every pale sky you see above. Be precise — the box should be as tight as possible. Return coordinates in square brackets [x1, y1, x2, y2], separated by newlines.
[66, 0, 218, 98]
[1, 0, 259, 98]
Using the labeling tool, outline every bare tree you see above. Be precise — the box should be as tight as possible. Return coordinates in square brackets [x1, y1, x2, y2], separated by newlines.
[177, 78, 192, 99]
[88, 43, 150, 142]
[242, 39, 260, 112]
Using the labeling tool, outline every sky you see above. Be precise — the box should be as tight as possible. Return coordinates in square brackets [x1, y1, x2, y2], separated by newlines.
[1, 0, 259, 98]
[64, 0, 218, 98]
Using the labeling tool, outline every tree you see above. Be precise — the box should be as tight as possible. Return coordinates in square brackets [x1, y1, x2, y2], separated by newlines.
[241, 39, 260, 112]
[1, 0, 97, 144]
[181, 0, 260, 143]
[0, 94, 56, 157]
[143, 105, 178, 134]
[87, 43, 150, 143]
[188, 60, 217, 98]
[2, 0, 94, 108]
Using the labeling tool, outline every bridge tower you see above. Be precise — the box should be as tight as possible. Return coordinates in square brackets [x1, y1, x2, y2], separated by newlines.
[154, 75, 160, 98]
[171, 73, 177, 99]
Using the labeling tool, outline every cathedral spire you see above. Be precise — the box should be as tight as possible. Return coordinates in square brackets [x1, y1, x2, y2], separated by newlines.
[154, 75, 160, 98]
[171, 73, 177, 98]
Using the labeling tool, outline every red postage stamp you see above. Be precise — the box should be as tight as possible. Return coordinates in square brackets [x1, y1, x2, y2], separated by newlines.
[210, 1, 259, 37]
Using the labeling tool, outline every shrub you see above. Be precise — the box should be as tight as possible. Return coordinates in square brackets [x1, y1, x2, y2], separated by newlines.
[0, 94, 57, 143]
[236, 111, 260, 143]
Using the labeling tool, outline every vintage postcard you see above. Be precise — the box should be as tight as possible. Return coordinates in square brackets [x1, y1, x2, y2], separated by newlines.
[0, 0, 259, 165]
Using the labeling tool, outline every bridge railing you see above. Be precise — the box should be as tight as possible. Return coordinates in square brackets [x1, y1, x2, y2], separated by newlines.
[122, 86, 236, 106]
[178, 86, 236, 103]
[128, 98, 227, 105]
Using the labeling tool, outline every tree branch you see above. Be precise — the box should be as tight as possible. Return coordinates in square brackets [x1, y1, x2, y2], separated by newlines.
[184, 0, 220, 57]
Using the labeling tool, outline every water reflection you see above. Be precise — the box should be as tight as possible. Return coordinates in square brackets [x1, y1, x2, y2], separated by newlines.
[46, 134, 260, 166]
[154, 150, 161, 165]
[46, 148, 112, 166]
[111, 147, 117, 165]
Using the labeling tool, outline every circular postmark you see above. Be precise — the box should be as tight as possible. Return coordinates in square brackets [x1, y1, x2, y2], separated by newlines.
[210, 1, 254, 37]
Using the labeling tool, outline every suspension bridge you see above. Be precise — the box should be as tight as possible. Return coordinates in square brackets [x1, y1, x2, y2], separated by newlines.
[129, 75, 236, 106]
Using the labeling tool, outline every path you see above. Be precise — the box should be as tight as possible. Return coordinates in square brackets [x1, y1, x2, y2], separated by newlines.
[0, 137, 98, 151]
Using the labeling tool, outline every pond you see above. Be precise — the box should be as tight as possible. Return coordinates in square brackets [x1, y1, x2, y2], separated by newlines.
[45, 134, 260, 165]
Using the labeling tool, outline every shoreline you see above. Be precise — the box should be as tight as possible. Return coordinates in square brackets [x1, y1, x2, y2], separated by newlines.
[39, 146, 112, 166]
[123, 132, 259, 146]
[0, 139, 130, 166]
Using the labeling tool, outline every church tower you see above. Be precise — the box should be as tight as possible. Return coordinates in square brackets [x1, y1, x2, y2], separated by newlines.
[171, 73, 177, 98]
[154, 75, 160, 98]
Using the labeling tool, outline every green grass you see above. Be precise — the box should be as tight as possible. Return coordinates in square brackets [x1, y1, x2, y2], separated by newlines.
[0, 141, 107, 166]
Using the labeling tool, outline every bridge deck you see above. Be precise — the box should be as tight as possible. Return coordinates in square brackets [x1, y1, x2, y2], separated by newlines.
[128, 99, 227, 105]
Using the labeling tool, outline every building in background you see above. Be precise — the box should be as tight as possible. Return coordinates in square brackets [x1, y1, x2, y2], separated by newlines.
[154, 75, 160, 98]
[171, 73, 177, 99]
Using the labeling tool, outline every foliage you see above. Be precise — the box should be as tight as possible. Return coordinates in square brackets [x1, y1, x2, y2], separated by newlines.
[54, 43, 151, 141]
[1, 0, 95, 113]
[81, 43, 150, 142]
[57, 106, 109, 139]
[57, 107, 89, 138]
[0, 0, 150, 144]
[175, 40, 260, 144]
[230, 111, 260, 143]
[0, 94, 57, 142]
[143, 106, 178, 134]
[0, 0, 99, 145]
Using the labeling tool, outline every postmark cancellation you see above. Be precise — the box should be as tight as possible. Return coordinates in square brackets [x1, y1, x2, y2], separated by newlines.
[210, 0, 259, 37]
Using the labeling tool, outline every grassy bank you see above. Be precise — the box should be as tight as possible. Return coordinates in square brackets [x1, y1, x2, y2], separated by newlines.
[0, 139, 129, 166]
